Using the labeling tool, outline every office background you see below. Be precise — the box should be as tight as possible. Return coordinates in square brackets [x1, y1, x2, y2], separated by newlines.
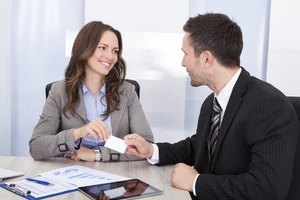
[0, 0, 299, 156]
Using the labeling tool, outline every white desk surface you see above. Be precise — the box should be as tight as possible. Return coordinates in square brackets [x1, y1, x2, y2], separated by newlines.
[0, 156, 191, 200]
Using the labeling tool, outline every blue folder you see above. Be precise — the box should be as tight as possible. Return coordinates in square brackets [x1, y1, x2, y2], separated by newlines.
[0, 182, 77, 199]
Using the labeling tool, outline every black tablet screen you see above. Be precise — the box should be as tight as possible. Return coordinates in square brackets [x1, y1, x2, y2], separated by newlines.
[79, 179, 162, 200]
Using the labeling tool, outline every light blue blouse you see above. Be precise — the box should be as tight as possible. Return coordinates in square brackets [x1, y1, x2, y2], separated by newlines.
[81, 83, 112, 149]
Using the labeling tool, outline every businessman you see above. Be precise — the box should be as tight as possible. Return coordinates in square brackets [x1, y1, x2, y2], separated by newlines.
[125, 13, 299, 200]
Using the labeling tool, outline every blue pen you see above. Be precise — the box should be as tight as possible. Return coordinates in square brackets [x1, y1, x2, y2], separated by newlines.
[26, 178, 53, 186]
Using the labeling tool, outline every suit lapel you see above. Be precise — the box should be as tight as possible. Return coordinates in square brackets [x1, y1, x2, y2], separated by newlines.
[209, 68, 250, 171]
[75, 87, 88, 122]
[111, 88, 127, 136]
[194, 94, 214, 173]
[203, 96, 214, 151]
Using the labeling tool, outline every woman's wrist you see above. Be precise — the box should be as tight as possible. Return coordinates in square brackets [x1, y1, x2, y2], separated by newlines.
[73, 128, 82, 141]
[93, 149, 102, 161]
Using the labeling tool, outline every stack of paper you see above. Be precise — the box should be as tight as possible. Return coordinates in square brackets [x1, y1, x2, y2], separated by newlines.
[0, 168, 24, 182]
[0, 165, 129, 199]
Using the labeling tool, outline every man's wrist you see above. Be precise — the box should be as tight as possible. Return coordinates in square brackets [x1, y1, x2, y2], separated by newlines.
[147, 144, 159, 164]
[192, 174, 200, 196]
[147, 143, 154, 159]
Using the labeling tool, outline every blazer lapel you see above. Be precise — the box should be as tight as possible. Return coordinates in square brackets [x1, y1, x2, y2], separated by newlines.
[111, 91, 127, 136]
[203, 96, 214, 152]
[209, 68, 250, 171]
[75, 87, 88, 122]
[194, 94, 214, 173]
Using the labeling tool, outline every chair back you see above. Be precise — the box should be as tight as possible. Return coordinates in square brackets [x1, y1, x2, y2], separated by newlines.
[285, 96, 300, 200]
[45, 79, 140, 99]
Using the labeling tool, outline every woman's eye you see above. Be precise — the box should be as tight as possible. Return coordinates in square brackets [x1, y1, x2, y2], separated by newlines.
[98, 46, 105, 50]
[113, 50, 119, 55]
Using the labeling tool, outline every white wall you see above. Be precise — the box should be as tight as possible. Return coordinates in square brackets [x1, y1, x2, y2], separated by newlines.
[0, 0, 12, 155]
[266, 1, 300, 96]
[1, 0, 300, 156]
[9, 0, 84, 156]
[85, 0, 189, 143]
[85, 0, 271, 141]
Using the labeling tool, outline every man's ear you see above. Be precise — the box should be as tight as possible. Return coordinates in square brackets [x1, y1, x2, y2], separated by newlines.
[201, 50, 214, 67]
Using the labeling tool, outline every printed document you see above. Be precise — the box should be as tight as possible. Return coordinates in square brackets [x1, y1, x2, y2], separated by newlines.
[38, 165, 129, 187]
[4, 176, 77, 199]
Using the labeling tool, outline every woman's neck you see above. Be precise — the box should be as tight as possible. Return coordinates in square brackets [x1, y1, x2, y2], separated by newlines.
[84, 74, 105, 97]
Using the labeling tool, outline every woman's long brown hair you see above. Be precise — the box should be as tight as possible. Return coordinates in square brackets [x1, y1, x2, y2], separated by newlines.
[63, 21, 126, 119]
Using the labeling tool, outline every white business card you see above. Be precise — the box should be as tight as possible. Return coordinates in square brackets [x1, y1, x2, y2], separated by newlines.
[104, 136, 127, 154]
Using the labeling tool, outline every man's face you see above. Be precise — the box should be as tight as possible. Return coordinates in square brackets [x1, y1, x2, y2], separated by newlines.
[181, 33, 206, 87]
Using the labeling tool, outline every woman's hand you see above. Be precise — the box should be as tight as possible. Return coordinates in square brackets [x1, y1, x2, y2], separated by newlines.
[73, 119, 110, 141]
[71, 146, 97, 162]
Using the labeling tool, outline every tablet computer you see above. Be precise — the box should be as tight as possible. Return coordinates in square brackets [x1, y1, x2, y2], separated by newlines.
[78, 179, 163, 200]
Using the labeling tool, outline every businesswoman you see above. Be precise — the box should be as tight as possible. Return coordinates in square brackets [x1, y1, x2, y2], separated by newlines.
[29, 21, 153, 162]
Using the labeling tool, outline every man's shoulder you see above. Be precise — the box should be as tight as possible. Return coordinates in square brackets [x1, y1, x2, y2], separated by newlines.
[247, 77, 285, 99]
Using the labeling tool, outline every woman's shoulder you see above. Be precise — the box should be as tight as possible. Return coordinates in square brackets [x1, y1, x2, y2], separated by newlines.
[120, 80, 134, 88]
[51, 80, 66, 90]
[48, 79, 67, 97]
[119, 80, 136, 97]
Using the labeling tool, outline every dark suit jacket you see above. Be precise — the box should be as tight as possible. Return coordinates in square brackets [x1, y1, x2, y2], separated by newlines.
[157, 68, 299, 200]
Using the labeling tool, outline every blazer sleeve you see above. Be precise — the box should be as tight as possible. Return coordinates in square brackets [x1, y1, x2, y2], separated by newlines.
[156, 136, 197, 166]
[29, 81, 76, 160]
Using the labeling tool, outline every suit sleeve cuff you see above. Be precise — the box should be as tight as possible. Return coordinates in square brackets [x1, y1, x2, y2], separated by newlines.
[193, 174, 200, 196]
[74, 138, 82, 150]
[147, 144, 159, 164]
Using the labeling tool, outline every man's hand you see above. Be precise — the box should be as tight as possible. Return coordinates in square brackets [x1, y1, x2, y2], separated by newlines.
[124, 133, 153, 159]
[171, 163, 199, 192]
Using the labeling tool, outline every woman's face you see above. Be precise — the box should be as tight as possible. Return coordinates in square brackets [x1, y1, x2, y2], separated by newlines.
[86, 30, 119, 78]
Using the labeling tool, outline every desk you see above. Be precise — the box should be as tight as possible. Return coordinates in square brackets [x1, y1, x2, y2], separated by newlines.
[0, 156, 191, 200]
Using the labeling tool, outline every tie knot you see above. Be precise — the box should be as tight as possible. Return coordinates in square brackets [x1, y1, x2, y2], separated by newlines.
[213, 98, 222, 113]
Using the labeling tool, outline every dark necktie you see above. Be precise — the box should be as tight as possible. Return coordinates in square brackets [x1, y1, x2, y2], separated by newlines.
[208, 97, 222, 161]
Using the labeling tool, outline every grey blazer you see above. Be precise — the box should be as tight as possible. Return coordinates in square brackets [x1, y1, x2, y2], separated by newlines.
[29, 80, 154, 161]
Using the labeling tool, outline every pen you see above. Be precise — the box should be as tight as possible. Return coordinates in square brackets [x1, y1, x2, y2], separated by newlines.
[26, 178, 53, 186]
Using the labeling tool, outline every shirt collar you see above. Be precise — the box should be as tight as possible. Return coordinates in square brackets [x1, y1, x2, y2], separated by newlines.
[82, 82, 106, 96]
[215, 67, 242, 111]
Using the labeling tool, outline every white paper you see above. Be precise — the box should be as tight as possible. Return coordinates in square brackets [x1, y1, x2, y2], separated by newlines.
[5, 176, 77, 198]
[0, 168, 24, 182]
[38, 165, 129, 187]
[105, 136, 127, 154]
